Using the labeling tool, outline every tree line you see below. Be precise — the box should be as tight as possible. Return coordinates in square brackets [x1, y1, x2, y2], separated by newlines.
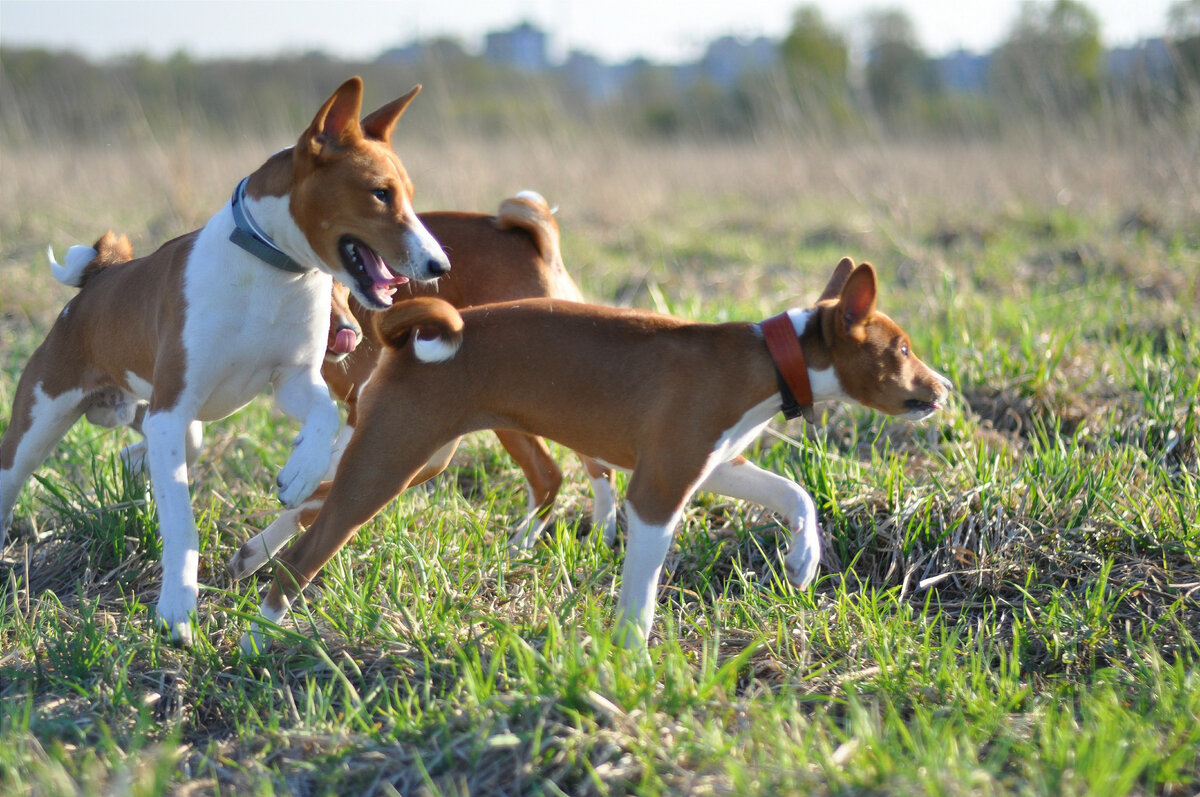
[3, 0, 1200, 144]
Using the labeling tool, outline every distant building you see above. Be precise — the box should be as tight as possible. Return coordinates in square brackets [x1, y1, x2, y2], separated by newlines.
[700, 36, 778, 88]
[936, 49, 990, 93]
[563, 50, 621, 101]
[1107, 38, 1174, 87]
[484, 22, 549, 72]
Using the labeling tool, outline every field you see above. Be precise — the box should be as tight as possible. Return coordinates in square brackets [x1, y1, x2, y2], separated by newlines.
[1, 117, 1199, 795]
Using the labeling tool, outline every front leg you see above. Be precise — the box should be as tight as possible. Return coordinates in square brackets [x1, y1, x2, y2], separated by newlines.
[272, 369, 341, 508]
[697, 456, 821, 588]
[142, 409, 202, 645]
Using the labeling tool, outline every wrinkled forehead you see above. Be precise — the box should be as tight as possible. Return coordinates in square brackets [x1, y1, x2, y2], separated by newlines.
[343, 142, 415, 194]
[865, 309, 907, 341]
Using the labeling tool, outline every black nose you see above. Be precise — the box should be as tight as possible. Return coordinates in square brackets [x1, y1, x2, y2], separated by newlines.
[428, 257, 451, 277]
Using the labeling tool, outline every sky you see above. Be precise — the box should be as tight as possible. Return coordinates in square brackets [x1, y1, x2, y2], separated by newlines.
[0, 0, 1181, 65]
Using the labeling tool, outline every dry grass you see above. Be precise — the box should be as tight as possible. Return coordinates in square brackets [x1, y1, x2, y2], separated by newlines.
[1, 119, 1199, 794]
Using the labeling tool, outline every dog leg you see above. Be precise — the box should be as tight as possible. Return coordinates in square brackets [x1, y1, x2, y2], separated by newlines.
[614, 502, 681, 649]
[495, 430, 562, 551]
[581, 455, 618, 546]
[242, 429, 455, 654]
[121, 422, 202, 473]
[322, 423, 355, 481]
[697, 456, 821, 588]
[141, 409, 202, 646]
[0, 382, 87, 546]
[227, 482, 331, 580]
[271, 371, 341, 508]
[120, 410, 202, 474]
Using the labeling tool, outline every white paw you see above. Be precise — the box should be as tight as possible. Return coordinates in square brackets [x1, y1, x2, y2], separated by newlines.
[227, 536, 269, 580]
[156, 586, 198, 646]
[240, 626, 271, 656]
[120, 440, 148, 473]
[784, 525, 822, 588]
[507, 512, 552, 553]
[241, 600, 289, 655]
[276, 439, 330, 507]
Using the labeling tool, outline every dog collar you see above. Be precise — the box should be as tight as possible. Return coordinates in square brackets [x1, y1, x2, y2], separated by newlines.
[229, 177, 312, 274]
[760, 312, 816, 424]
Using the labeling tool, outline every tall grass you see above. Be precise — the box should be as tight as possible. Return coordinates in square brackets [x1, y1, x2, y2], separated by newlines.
[0, 109, 1198, 794]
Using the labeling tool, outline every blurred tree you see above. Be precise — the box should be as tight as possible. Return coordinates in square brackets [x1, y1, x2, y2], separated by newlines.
[1168, 0, 1200, 96]
[990, 0, 1103, 119]
[864, 8, 939, 118]
[780, 5, 852, 123]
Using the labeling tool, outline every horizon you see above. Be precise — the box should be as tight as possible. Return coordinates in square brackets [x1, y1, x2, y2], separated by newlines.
[0, 0, 1181, 67]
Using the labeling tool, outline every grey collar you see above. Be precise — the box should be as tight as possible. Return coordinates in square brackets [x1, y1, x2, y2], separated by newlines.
[228, 177, 311, 274]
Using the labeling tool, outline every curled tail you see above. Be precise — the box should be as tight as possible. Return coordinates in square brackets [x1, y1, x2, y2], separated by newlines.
[374, 297, 464, 363]
[48, 230, 134, 288]
[496, 191, 583, 301]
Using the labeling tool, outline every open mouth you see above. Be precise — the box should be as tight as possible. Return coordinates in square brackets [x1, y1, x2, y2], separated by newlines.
[904, 398, 941, 417]
[339, 236, 409, 309]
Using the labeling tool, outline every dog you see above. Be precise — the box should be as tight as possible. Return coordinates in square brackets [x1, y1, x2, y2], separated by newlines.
[0, 76, 450, 645]
[316, 191, 617, 550]
[239, 257, 952, 651]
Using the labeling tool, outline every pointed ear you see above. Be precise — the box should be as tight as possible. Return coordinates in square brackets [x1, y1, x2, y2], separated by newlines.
[303, 76, 365, 158]
[837, 263, 877, 332]
[362, 84, 421, 143]
[817, 256, 855, 302]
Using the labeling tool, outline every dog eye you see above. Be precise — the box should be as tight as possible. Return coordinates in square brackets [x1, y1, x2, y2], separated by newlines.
[372, 188, 392, 204]
[900, 343, 910, 358]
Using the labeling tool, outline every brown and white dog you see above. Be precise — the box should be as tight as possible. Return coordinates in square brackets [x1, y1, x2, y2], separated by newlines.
[0, 77, 449, 645]
[316, 192, 617, 552]
[238, 258, 952, 651]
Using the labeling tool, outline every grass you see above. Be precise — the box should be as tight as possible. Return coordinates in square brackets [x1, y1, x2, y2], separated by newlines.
[0, 121, 1198, 795]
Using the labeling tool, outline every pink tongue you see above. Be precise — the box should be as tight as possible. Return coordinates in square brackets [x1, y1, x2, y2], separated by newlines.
[332, 328, 358, 354]
[356, 243, 399, 288]
[355, 242, 409, 306]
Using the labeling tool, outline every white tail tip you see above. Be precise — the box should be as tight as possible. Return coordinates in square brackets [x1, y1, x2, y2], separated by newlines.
[48, 243, 98, 288]
[412, 332, 460, 363]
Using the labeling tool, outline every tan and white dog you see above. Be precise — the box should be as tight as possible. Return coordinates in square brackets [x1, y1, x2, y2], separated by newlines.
[238, 257, 952, 651]
[317, 192, 617, 551]
[0, 77, 449, 644]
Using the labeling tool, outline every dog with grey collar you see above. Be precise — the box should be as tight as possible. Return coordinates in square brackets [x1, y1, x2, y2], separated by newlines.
[0, 77, 449, 644]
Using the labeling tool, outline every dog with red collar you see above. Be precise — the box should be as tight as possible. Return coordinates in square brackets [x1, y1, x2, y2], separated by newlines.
[241, 257, 952, 651]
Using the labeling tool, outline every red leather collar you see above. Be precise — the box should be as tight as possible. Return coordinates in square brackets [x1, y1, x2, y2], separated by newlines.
[761, 312, 814, 422]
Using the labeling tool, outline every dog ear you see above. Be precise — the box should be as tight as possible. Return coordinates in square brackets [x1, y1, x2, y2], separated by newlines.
[817, 256, 855, 302]
[303, 77, 365, 158]
[837, 263, 877, 333]
[362, 85, 422, 143]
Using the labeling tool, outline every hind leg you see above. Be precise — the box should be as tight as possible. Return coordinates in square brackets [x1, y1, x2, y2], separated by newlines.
[120, 405, 203, 474]
[1, 378, 87, 547]
[496, 430, 563, 551]
[581, 455, 618, 546]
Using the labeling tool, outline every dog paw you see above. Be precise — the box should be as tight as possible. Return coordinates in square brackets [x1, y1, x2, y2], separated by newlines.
[227, 538, 268, 580]
[783, 529, 821, 589]
[156, 601, 196, 647]
[276, 444, 329, 508]
[239, 626, 271, 656]
[120, 440, 149, 473]
[156, 582, 198, 646]
[507, 514, 551, 553]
